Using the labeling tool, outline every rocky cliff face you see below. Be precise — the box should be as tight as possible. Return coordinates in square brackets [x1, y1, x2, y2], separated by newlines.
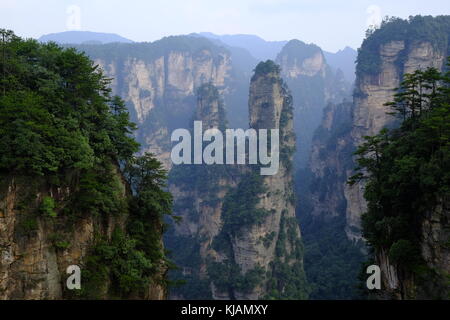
[341, 17, 450, 298]
[299, 17, 450, 299]
[276, 40, 351, 168]
[345, 40, 447, 241]
[166, 84, 238, 299]
[0, 173, 166, 300]
[76, 37, 233, 170]
[0, 177, 93, 299]
[229, 61, 306, 299]
[307, 102, 353, 221]
[167, 62, 307, 300]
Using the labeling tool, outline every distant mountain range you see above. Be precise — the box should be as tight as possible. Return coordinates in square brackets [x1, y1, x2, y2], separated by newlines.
[38, 31, 356, 83]
[198, 32, 288, 62]
[38, 31, 134, 44]
[197, 32, 356, 83]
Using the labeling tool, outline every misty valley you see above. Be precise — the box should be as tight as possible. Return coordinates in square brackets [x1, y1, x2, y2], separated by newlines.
[1, 14, 450, 302]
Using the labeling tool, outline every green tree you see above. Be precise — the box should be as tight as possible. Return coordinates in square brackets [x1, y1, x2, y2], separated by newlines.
[350, 61, 450, 297]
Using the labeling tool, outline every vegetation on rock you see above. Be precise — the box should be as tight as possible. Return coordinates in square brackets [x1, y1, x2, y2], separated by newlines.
[0, 30, 173, 299]
[350, 61, 450, 297]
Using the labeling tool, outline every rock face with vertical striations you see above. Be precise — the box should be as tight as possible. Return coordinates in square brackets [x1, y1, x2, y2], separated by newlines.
[345, 17, 450, 241]
[166, 62, 308, 300]
[307, 101, 354, 221]
[342, 16, 450, 298]
[233, 60, 307, 299]
[74, 36, 233, 170]
[208, 61, 307, 299]
[166, 83, 238, 299]
[0, 174, 166, 300]
[276, 39, 351, 168]
[298, 16, 450, 299]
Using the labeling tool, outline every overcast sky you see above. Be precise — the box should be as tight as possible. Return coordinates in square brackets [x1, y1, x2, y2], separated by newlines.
[1, 0, 449, 52]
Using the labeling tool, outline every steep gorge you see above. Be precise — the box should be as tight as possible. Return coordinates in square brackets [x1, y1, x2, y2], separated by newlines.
[75, 36, 249, 170]
[167, 62, 307, 300]
[305, 15, 450, 299]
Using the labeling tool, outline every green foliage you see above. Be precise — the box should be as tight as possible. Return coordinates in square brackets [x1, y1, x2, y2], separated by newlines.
[81, 155, 173, 299]
[40, 196, 56, 218]
[15, 216, 38, 236]
[388, 239, 420, 269]
[357, 15, 450, 77]
[80, 228, 154, 299]
[0, 31, 174, 299]
[301, 218, 365, 300]
[297, 109, 365, 299]
[165, 235, 213, 300]
[0, 29, 139, 177]
[207, 262, 265, 295]
[384, 68, 442, 121]
[48, 233, 71, 250]
[350, 62, 450, 282]
[252, 60, 281, 79]
[221, 172, 270, 234]
[265, 214, 309, 300]
[125, 153, 174, 261]
[71, 161, 127, 217]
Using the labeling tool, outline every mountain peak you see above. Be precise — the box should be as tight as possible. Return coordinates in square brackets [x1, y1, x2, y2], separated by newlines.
[38, 31, 134, 44]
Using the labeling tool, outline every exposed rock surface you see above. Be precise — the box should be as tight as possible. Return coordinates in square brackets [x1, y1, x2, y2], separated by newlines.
[308, 102, 353, 220]
[276, 39, 351, 168]
[77, 37, 233, 170]
[0, 174, 166, 300]
[345, 40, 447, 241]
[230, 62, 305, 299]
[166, 84, 238, 299]
[167, 63, 307, 300]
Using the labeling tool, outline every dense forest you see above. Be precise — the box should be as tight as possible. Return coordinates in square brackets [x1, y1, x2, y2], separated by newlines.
[0, 30, 174, 299]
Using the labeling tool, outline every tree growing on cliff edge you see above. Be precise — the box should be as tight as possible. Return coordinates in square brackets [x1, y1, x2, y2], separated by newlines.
[349, 60, 450, 298]
[0, 30, 174, 299]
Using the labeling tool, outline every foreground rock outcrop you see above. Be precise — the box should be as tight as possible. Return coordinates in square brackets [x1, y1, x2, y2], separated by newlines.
[345, 21, 449, 241]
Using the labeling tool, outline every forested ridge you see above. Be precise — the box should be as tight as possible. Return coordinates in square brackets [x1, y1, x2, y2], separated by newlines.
[0, 30, 174, 299]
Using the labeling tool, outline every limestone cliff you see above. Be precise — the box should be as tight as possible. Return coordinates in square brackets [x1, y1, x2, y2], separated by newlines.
[343, 16, 450, 299]
[167, 62, 307, 300]
[276, 40, 351, 167]
[307, 102, 353, 221]
[228, 61, 306, 299]
[166, 83, 238, 299]
[299, 16, 450, 299]
[0, 171, 166, 300]
[345, 19, 449, 241]
[374, 213, 450, 300]
[75, 36, 233, 170]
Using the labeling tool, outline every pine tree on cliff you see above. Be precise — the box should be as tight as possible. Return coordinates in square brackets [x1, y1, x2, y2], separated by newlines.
[0, 30, 174, 299]
[349, 60, 450, 299]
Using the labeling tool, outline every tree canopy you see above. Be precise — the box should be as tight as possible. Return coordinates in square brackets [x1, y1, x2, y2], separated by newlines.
[350, 59, 450, 294]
